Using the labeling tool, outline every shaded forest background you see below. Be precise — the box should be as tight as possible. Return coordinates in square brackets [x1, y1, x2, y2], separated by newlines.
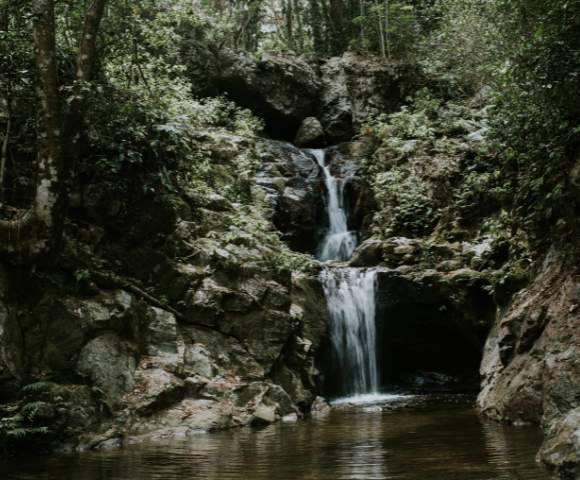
[1, 0, 579, 260]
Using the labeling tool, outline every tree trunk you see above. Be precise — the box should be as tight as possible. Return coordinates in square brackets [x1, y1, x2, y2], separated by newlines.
[64, 0, 107, 173]
[0, 0, 62, 258]
[378, 9, 386, 58]
[0, 88, 11, 202]
[0, 0, 107, 261]
[1, 3, 13, 201]
[360, 0, 365, 48]
[384, 0, 390, 58]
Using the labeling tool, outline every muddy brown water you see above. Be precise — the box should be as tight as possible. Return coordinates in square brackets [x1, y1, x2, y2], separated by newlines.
[1, 396, 554, 480]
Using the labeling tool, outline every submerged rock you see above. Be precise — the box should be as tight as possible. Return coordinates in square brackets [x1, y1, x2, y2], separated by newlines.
[310, 396, 331, 416]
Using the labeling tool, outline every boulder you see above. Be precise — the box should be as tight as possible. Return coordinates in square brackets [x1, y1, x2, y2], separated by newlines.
[187, 50, 418, 142]
[126, 367, 185, 415]
[478, 259, 580, 475]
[250, 403, 277, 426]
[295, 117, 325, 147]
[350, 239, 385, 267]
[76, 333, 137, 406]
[25, 291, 136, 375]
[311, 396, 331, 416]
[478, 265, 580, 426]
[141, 307, 179, 356]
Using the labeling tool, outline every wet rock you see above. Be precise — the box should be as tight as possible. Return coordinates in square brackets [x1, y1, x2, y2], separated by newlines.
[184, 344, 214, 378]
[264, 384, 298, 417]
[383, 238, 422, 266]
[295, 117, 325, 147]
[251, 403, 277, 426]
[271, 274, 328, 408]
[478, 265, 580, 426]
[28, 291, 136, 375]
[311, 396, 331, 416]
[257, 141, 324, 252]
[128, 398, 235, 438]
[478, 259, 580, 477]
[126, 367, 185, 415]
[350, 239, 385, 267]
[142, 307, 180, 357]
[540, 407, 580, 478]
[180, 325, 265, 381]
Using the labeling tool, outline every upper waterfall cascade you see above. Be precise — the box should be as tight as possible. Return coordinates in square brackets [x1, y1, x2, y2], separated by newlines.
[307, 149, 357, 262]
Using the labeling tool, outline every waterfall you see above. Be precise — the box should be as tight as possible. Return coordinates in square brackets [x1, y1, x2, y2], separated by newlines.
[308, 149, 357, 262]
[309, 147, 380, 398]
[320, 268, 379, 396]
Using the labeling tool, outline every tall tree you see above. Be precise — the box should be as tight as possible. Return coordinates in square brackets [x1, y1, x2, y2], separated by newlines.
[0, 0, 107, 260]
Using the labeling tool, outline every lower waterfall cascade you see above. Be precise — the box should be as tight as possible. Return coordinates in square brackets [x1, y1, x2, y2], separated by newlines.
[320, 268, 380, 397]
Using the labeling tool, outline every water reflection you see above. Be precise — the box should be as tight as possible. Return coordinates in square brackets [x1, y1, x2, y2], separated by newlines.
[1, 399, 553, 480]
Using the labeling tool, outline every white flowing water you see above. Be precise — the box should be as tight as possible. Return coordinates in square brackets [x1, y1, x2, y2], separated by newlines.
[308, 149, 357, 262]
[320, 268, 379, 396]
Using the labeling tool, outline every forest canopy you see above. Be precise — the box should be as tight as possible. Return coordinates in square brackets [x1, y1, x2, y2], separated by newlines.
[0, 0, 579, 257]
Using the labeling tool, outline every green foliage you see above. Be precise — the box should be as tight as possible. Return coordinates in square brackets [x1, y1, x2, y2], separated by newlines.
[0, 382, 66, 453]
[187, 0, 434, 58]
[372, 169, 437, 237]
[353, 1, 420, 58]
[360, 88, 517, 242]
[0, 415, 49, 441]
[487, 0, 580, 250]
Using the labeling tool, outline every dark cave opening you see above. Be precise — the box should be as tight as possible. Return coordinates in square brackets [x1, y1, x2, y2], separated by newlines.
[375, 304, 485, 393]
[318, 279, 495, 398]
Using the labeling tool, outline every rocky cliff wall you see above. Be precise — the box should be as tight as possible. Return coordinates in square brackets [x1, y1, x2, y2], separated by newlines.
[0, 131, 329, 452]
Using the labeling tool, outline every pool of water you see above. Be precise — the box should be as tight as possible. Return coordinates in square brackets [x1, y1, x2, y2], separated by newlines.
[1, 396, 554, 480]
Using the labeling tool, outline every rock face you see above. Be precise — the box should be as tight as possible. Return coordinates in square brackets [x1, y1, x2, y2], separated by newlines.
[318, 54, 419, 141]
[188, 51, 321, 139]
[0, 130, 331, 452]
[187, 50, 418, 142]
[477, 254, 580, 477]
[257, 140, 325, 253]
[540, 407, 580, 478]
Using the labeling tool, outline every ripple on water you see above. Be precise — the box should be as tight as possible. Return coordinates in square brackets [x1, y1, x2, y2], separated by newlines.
[330, 393, 413, 406]
[0, 398, 554, 480]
